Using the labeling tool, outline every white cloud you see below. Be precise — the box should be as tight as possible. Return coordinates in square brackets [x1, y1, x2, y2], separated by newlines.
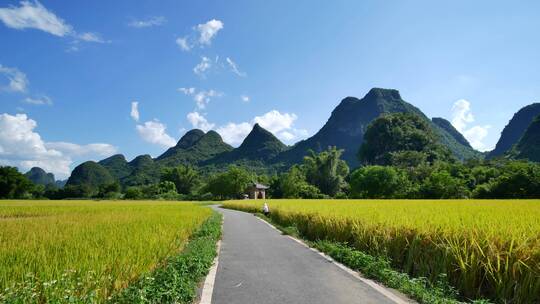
[0, 64, 28, 92]
[241, 95, 250, 103]
[130, 101, 139, 122]
[451, 99, 491, 151]
[187, 112, 215, 132]
[216, 122, 252, 145]
[193, 56, 212, 77]
[226, 57, 246, 77]
[186, 110, 307, 146]
[0, 1, 106, 44]
[179, 87, 221, 110]
[253, 110, 297, 134]
[45, 142, 117, 157]
[0, 113, 116, 179]
[0, 0, 72, 36]
[23, 95, 52, 105]
[128, 16, 166, 28]
[197, 19, 223, 45]
[176, 36, 190, 51]
[136, 120, 176, 148]
[76, 32, 106, 43]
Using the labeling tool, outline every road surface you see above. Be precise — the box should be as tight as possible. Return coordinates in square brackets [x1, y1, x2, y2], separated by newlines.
[210, 207, 410, 304]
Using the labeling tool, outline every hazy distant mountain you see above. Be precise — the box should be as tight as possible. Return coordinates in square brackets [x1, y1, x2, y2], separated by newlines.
[432, 117, 472, 148]
[276, 88, 478, 168]
[66, 161, 114, 189]
[488, 103, 540, 158]
[25, 167, 55, 186]
[508, 114, 540, 162]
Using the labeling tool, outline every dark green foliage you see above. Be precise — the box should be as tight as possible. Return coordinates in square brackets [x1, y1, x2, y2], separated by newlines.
[161, 165, 200, 195]
[0, 166, 35, 199]
[359, 113, 453, 166]
[350, 166, 411, 198]
[111, 212, 222, 303]
[420, 170, 469, 199]
[124, 186, 143, 200]
[432, 117, 471, 148]
[96, 182, 121, 199]
[24, 167, 55, 186]
[270, 165, 324, 199]
[509, 115, 540, 162]
[303, 147, 349, 196]
[98, 154, 132, 180]
[488, 103, 540, 158]
[204, 166, 253, 199]
[473, 161, 540, 198]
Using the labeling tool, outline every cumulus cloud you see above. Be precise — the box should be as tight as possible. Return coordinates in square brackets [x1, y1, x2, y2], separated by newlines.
[130, 101, 139, 121]
[451, 99, 491, 151]
[216, 122, 252, 145]
[187, 112, 215, 132]
[128, 16, 166, 28]
[136, 120, 176, 148]
[193, 56, 212, 77]
[176, 19, 223, 51]
[176, 36, 190, 51]
[0, 113, 116, 179]
[240, 95, 250, 103]
[45, 142, 117, 157]
[23, 95, 52, 105]
[186, 110, 307, 146]
[226, 57, 246, 77]
[0, 64, 28, 92]
[0, 1, 106, 44]
[0, 0, 72, 36]
[179, 87, 221, 110]
[197, 19, 223, 45]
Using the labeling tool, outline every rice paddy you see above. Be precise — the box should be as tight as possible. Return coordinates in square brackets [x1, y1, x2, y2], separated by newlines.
[223, 199, 540, 303]
[0, 200, 212, 302]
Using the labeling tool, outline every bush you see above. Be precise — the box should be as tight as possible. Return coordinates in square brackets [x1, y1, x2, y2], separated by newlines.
[349, 166, 411, 198]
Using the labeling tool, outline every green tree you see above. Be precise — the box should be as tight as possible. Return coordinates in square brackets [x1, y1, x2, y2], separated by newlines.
[349, 166, 411, 198]
[302, 147, 349, 197]
[124, 186, 143, 200]
[205, 166, 252, 199]
[0, 166, 36, 199]
[473, 161, 540, 198]
[420, 170, 469, 199]
[161, 165, 200, 195]
[358, 113, 452, 165]
[272, 165, 324, 199]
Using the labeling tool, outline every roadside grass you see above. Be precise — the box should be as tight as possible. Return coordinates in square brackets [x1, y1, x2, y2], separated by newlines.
[110, 212, 222, 303]
[0, 200, 216, 303]
[223, 199, 539, 303]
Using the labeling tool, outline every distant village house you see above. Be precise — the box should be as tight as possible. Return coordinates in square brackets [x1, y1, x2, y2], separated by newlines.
[245, 183, 269, 199]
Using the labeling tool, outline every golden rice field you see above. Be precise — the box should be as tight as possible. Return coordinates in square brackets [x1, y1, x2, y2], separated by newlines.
[0, 200, 211, 301]
[223, 199, 540, 303]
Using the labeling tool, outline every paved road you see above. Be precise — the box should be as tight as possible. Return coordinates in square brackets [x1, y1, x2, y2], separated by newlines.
[211, 207, 406, 304]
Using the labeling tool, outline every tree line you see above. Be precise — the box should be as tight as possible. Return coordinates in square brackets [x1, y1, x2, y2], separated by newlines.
[1, 113, 539, 200]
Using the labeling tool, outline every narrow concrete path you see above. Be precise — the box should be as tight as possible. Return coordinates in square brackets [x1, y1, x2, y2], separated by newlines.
[211, 207, 409, 304]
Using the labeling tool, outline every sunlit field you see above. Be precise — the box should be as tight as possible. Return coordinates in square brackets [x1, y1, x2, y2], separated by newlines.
[0, 200, 211, 301]
[223, 199, 540, 303]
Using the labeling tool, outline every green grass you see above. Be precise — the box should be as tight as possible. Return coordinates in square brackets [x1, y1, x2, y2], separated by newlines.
[223, 199, 540, 303]
[0, 200, 214, 302]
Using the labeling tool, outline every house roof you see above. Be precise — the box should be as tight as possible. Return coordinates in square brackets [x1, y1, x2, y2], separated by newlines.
[249, 182, 269, 189]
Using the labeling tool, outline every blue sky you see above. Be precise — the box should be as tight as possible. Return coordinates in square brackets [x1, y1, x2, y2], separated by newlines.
[1, 0, 539, 178]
